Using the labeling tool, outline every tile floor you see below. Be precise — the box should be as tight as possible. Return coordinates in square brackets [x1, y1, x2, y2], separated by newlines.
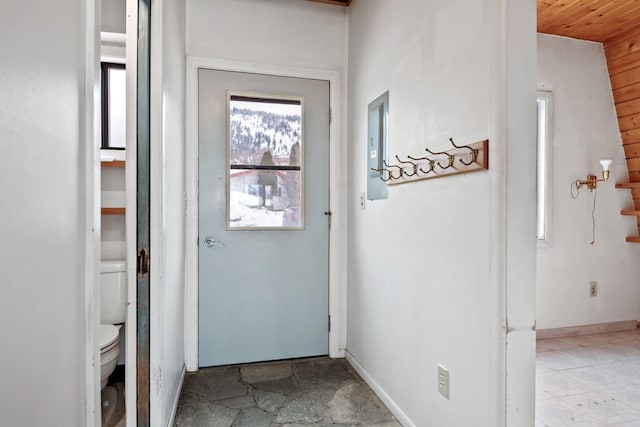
[174, 357, 400, 427]
[102, 381, 126, 427]
[536, 329, 640, 426]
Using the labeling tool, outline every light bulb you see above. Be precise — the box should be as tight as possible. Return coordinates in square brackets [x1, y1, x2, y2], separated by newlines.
[599, 158, 613, 172]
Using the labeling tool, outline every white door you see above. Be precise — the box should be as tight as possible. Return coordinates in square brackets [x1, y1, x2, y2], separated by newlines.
[198, 69, 330, 367]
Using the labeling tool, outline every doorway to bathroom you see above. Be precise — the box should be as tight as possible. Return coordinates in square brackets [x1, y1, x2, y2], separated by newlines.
[197, 69, 330, 367]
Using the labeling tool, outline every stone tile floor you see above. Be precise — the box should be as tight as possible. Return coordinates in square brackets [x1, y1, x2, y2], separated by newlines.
[536, 329, 640, 426]
[174, 357, 401, 427]
[102, 382, 125, 427]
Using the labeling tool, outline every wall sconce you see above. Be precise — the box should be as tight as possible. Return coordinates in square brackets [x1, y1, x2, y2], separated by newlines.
[575, 158, 613, 191]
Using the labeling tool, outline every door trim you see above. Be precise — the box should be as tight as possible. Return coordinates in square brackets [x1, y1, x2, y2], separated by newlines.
[83, 0, 100, 425]
[185, 57, 346, 370]
[125, 0, 139, 425]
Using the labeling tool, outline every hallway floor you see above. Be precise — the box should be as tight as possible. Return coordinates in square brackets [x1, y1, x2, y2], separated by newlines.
[174, 357, 401, 426]
[536, 329, 640, 426]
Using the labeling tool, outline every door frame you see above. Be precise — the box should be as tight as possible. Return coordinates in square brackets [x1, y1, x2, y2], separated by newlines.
[184, 57, 346, 370]
[124, 0, 142, 425]
[83, 0, 101, 425]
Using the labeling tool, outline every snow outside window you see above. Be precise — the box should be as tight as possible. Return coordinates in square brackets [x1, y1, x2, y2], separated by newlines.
[227, 94, 304, 230]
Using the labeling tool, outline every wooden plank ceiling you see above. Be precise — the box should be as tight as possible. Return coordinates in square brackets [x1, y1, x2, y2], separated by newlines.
[538, 0, 640, 43]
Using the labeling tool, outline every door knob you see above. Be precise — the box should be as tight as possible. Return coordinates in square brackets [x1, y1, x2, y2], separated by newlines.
[203, 237, 224, 247]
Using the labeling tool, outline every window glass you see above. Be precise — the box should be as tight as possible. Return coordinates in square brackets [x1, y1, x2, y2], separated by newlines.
[537, 91, 552, 241]
[101, 63, 126, 149]
[228, 95, 303, 229]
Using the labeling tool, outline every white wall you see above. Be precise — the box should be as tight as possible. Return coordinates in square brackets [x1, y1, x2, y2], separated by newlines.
[150, 0, 187, 425]
[187, 0, 347, 71]
[347, 0, 536, 426]
[536, 34, 640, 330]
[0, 0, 94, 426]
[102, 0, 126, 34]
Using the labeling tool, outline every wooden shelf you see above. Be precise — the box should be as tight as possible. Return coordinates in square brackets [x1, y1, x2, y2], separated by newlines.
[101, 207, 125, 215]
[101, 160, 125, 168]
[615, 182, 640, 189]
[101, 162, 125, 215]
[626, 237, 640, 243]
[621, 210, 640, 216]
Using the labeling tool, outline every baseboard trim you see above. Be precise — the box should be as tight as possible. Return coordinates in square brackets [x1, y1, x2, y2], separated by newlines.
[167, 364, 187, 427]
[345, 350, 414, 427]
[536, 320, 638, 340]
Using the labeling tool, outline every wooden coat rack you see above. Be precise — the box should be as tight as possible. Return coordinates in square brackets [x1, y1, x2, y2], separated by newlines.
[372, 138, 489, 185]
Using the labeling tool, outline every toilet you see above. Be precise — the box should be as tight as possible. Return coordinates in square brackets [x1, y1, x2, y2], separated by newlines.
[100, 260, 126, 390]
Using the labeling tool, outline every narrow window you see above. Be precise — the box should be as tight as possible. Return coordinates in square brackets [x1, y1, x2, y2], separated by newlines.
[537, 91, 553, 241]
[227, 94, 304, 230]
[101, 62, 126, 149]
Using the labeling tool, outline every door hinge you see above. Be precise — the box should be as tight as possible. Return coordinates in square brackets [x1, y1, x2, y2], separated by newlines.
[328, 315, 331, 332]
[324, 210, 332, 229]
[329, 108, 332, 125]
[137, 247, 150, 278]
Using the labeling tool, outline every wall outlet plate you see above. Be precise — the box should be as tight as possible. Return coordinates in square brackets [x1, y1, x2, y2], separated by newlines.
[438, 364, 450, 399]
[590, 281, 597, 297]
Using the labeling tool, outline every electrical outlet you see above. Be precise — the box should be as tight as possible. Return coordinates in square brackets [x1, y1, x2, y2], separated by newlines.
[360, 192, 366, 210]
[438, 364, 450, 399]
[590, 281, 597, 297]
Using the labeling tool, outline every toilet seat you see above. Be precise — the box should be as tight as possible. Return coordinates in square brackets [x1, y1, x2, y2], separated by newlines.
[99, 324, 121, 390]
[100, 324, 119, 353]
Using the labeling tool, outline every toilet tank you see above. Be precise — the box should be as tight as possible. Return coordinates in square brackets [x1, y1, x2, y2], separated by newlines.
[100, 260, 126, 324]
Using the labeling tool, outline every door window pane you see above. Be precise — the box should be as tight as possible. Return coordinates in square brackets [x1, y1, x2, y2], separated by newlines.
[228, 94, 304, 229]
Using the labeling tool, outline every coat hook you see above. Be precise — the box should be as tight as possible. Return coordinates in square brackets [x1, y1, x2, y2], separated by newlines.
[426, 148, 454, 170]
[395, 155, 418, 177]
[371, 167, 392, 182]
[384, 160, 403, 180]
[419, 159, 435, 174]
[407, 154, 435, 174]
[407, 154, 431, 162]
[449, 137, 478, 166]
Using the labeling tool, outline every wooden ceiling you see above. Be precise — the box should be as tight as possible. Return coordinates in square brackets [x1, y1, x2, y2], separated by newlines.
[538, 0, 640, 43]
[308, 1, 640, 28]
